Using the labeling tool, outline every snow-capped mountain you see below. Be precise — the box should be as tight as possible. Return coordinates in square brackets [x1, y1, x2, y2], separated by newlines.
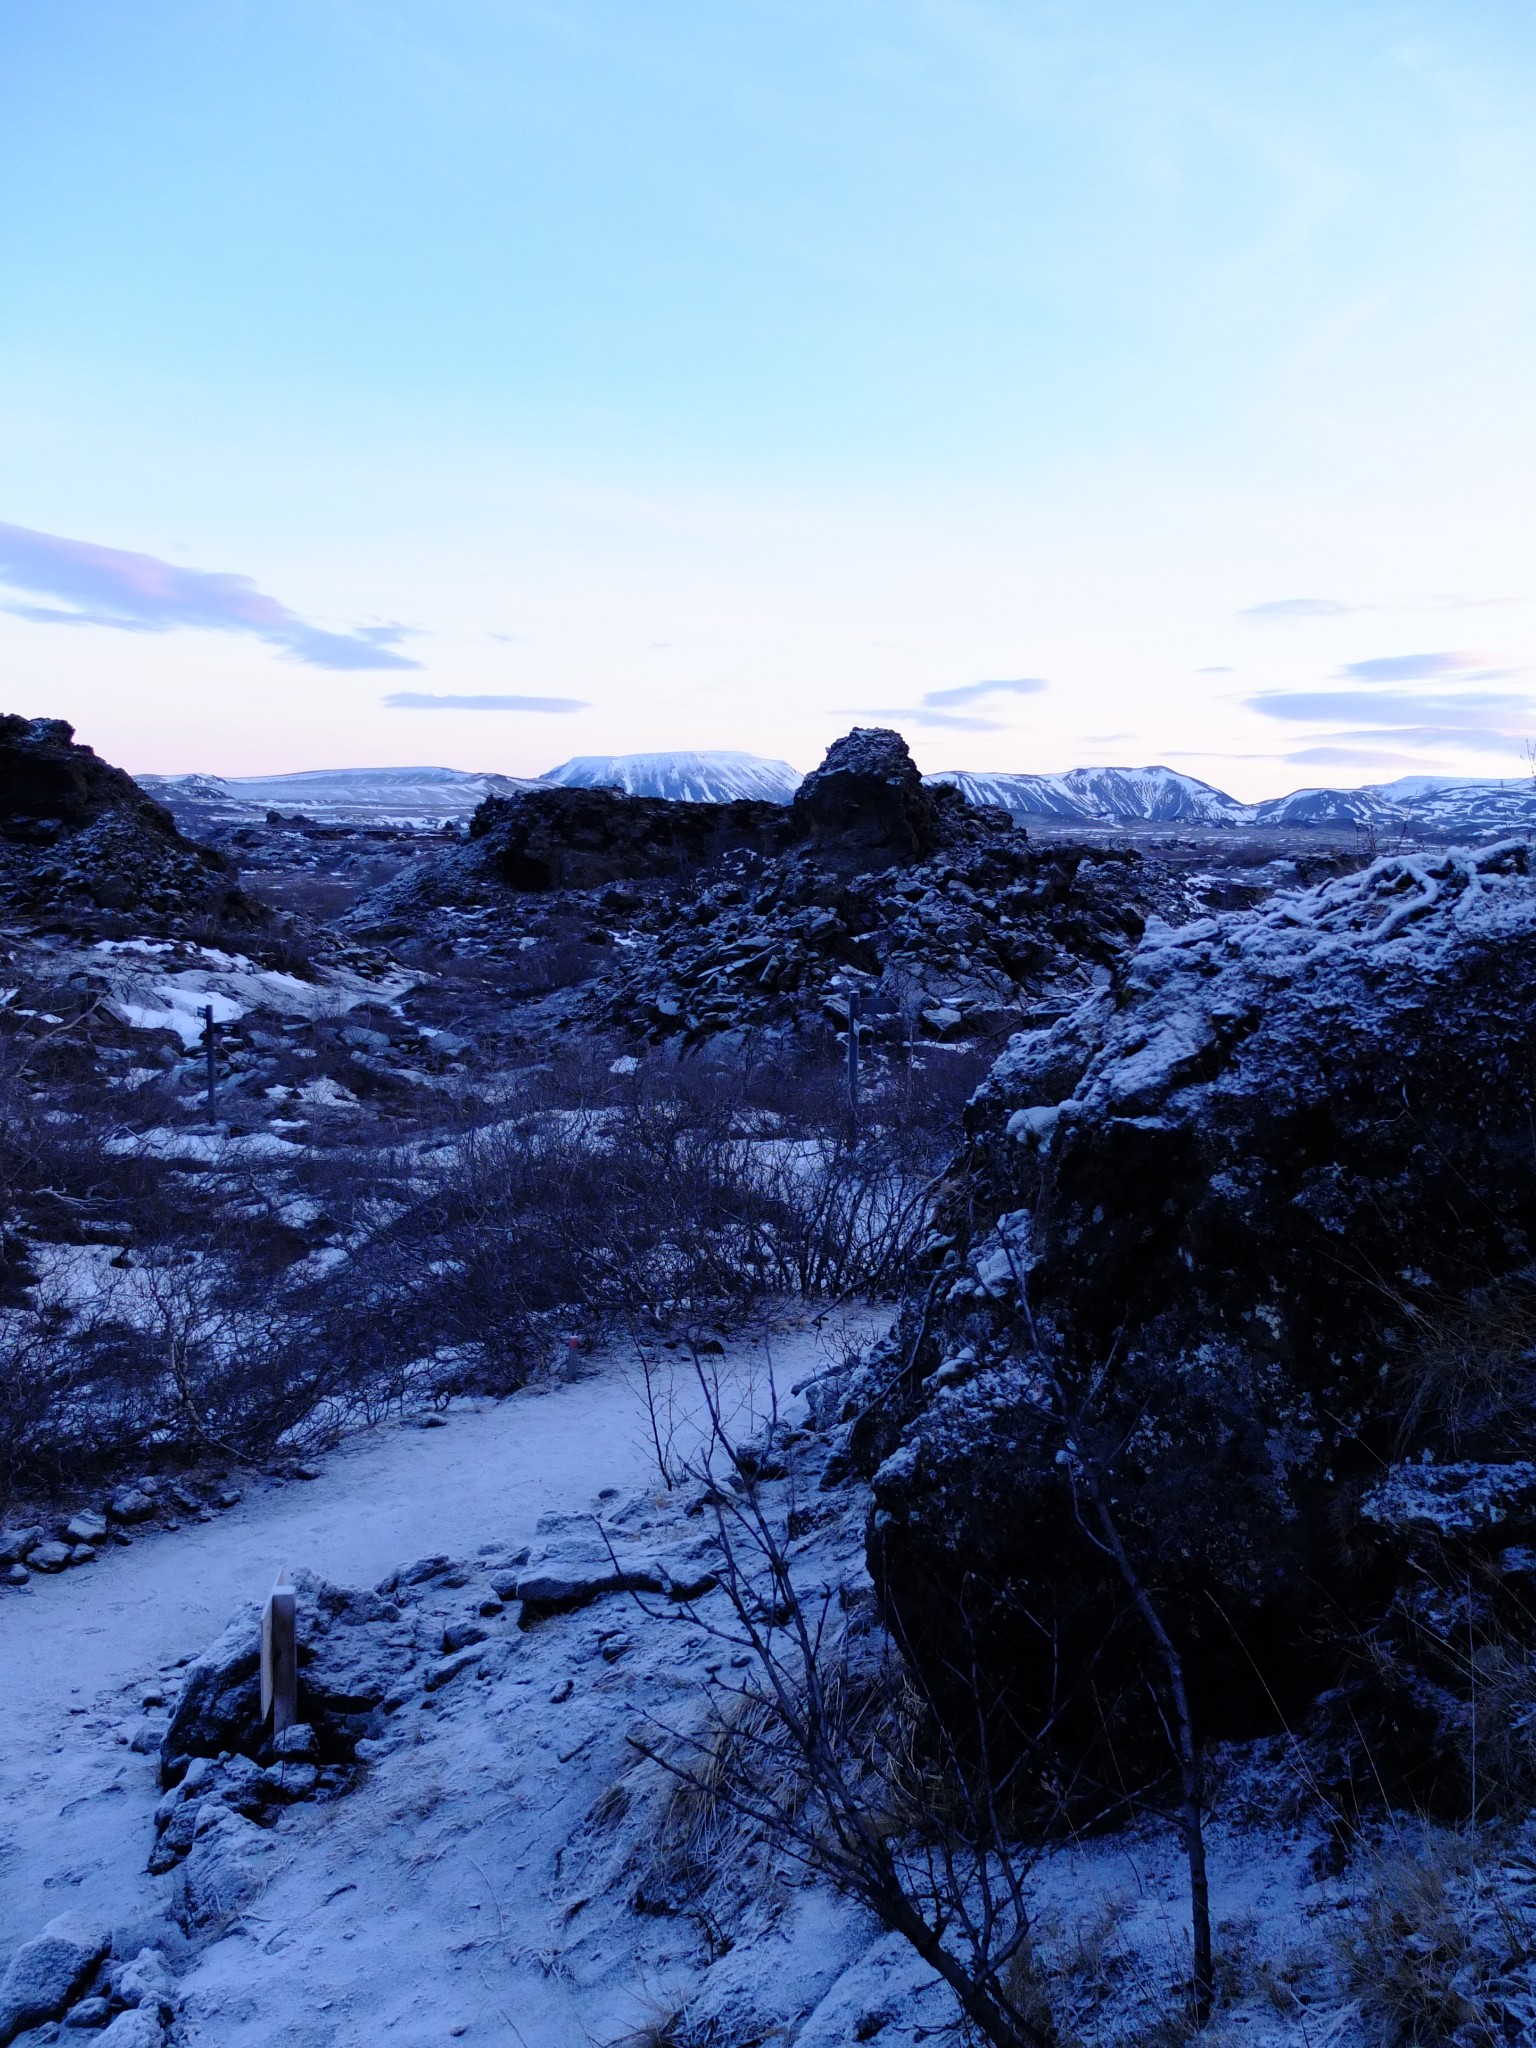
[1363, 776, 1536, 833]
[1249, 777, 1536, 834]
[932, 764, 1536, 837]
[928, 765, 1251, 825]
[1248, 786, 1399, 830]
[538, 750, 803, 803]
[140, 765, 540, 831]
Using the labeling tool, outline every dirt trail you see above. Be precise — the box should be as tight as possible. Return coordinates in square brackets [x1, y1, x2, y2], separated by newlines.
[0, 1325, 836, 1956]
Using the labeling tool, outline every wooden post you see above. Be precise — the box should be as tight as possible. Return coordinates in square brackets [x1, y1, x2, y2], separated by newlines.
[261, 1568, 298, 1737]
[202, 1004, 217, 1119]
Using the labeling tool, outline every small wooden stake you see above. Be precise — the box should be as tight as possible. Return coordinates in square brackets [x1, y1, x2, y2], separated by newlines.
[261, 1567, 298, 1736]
[202, 1003, 217, 1119]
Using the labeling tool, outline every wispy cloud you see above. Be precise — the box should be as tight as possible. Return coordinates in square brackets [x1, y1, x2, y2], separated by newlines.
[1242, 597, 1359, 620]
[1245, 645, 1535, 759]
[0, 519, 420, 671]
[1338, 650, 1504, 683]
[1242, 598, 1510, 624]
[841, 676, 1049, 732]
[1282, 745, 1444, 770]
[919, 677, 1048, 710]
[384, 691, 588, 712]
[1247, 688, 1532, 724]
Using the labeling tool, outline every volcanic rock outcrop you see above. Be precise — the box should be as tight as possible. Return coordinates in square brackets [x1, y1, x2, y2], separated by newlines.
[341, 728, 1216, 1053]
[348, 729, 1007, 927]
[0, 716, 247, 929]
[788, 725, 945, 867]
[856, 840, 1536, 1820]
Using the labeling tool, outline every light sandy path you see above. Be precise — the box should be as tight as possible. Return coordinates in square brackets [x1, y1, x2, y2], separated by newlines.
[0, 1322, 846, 1956]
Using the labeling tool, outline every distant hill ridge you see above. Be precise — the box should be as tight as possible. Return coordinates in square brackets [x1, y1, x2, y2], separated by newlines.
[140, 753, 1536, 837]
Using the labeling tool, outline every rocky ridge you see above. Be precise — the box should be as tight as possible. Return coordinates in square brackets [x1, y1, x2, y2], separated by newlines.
[340, 729, 1331, 1059]
[0, 717, 252, 933]
[833, 838, 1536, 1822]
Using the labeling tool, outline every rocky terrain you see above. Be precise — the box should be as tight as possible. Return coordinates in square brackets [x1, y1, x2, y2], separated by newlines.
[6, 710, 1536, 2047]
[340, 729, 1349, 1063]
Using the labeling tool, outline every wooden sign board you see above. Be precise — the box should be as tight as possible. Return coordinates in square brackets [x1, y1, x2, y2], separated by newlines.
[261, 1570, 297, 1735]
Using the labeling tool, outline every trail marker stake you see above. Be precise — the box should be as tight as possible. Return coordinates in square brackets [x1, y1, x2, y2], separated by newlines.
[261, 1567, 298, 1736]
[202, 1003, 217, 1118]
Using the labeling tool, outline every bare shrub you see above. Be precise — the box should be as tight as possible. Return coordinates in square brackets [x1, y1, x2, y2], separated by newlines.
[621, 1366, 1059, 2048]
[0, 1041, 956, 1503]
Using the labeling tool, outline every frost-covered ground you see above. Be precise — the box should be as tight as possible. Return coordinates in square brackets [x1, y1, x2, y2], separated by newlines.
[0, 1317, 1424, 2048]
[0, 1326, 828, 1944]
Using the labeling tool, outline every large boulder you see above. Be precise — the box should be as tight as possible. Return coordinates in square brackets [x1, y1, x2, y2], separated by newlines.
[863, 841, 1536, 1819]
[0, 714, 247, 927]
[789, 727, 942, 869]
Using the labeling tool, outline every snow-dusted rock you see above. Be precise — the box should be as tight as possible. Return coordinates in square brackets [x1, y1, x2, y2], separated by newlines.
[1363, 1462, 1536, 1540]
[0, 1527, 43, 1566]
[108, 1948, 174, 2019]
[870, 840, 1536, 1816]
[62, 1995, 113, 2027]
[0, 1913, 110, 2044]
[96, 2004, 167, 2043]
[175, 1805, 278, 1933]
[108, 1490, 157, 1525]
[161, 1571, 399, 1785]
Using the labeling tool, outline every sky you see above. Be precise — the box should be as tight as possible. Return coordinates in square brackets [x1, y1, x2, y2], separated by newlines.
[2, 1, 1535, 798]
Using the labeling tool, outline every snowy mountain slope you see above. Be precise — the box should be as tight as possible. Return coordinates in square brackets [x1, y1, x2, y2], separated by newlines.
[934, 763, 1536, 836]
[927, 764, 1252, 824]
[1366, 775, 1536, 831]
[539, 749, 803, 803]
[1248, 785, 1404, 829]
[140, 766, 539, 831]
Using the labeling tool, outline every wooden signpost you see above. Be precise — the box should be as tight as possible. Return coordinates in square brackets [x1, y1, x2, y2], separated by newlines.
[260, 1567, 297, 1737]
[202, 1004, 217, 1118]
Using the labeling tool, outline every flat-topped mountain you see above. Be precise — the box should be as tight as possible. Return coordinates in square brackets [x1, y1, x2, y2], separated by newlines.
[540, 749, 802, 804]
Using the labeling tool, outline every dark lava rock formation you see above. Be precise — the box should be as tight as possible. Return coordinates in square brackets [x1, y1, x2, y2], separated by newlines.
[847, 840, 1536, 1821]
[348, 728, 1009, 929]
[0, 716, 248, 930]
[342, 728, 1212, 1056]
[789, 725, 949, 867]
[467, 781, 792, 892]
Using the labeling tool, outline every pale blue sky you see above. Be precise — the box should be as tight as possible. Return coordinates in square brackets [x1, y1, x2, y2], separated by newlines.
[2, 1, 1534, 793]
